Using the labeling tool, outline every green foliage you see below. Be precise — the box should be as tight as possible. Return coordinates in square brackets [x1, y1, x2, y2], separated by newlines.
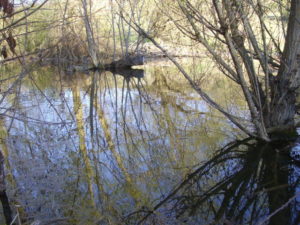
[16, 7, 56, 52]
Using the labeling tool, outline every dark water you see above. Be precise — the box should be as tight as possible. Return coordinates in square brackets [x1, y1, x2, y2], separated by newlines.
[0, 65, 299, 224]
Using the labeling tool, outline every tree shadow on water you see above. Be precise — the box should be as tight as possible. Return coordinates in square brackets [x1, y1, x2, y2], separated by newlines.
[126, 137, 300, 225]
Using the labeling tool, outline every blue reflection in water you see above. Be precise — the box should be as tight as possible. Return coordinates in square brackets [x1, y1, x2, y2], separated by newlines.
[0, 68, 250, 224]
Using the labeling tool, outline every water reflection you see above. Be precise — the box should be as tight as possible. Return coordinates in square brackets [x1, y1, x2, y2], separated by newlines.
[0, 65, 280, 224]
[130, 138, 300, 225]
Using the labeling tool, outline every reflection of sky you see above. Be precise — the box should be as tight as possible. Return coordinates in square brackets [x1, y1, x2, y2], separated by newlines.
[1, 69, 245, 221]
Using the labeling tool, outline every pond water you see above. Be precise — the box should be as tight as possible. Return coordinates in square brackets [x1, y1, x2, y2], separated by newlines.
[0, 64, 299, 225]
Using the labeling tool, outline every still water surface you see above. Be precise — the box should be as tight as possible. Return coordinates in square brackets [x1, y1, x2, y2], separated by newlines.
[0, 65, 299, 224]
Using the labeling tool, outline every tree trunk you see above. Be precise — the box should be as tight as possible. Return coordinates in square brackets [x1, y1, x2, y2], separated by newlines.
[81, 0, 100, 67]
[267, 0, 300, 134]
[268, 80, 296, 130]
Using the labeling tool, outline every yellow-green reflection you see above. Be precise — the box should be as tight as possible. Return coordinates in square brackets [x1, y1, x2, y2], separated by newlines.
[0, 62, 250, 223]
[0, 118, 27, 220]
[0, 118, 15, 188]
[71, 83, 96, 208]
[95, 73, 146, 206]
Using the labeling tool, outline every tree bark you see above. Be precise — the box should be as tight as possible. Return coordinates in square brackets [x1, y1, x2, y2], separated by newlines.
[268, 0, 300, 132]
[81, 0, 100, 67]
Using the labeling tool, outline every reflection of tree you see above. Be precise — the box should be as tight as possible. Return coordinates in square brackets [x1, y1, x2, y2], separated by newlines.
[0, 119, 15, 188]
[99, 68, 238, 209]
[93, 72, 146, 204]
[0, 146, 12, 225]
[0, 117, 27, 224]
[0, 66, 266, 224]
[154, 71, 187, 171]
[130, 138, 300, 225]
[71, 83, 96, 207]
[149, 69, 233, 160]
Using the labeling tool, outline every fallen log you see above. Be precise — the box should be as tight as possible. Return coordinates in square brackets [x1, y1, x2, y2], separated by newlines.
[66, 55, 145, 73]
[104, 55, 145, 70]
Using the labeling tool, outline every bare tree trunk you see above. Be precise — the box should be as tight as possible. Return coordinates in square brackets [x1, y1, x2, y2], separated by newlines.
[268, 0, 300, 133]
[81, 0, 100, 67]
